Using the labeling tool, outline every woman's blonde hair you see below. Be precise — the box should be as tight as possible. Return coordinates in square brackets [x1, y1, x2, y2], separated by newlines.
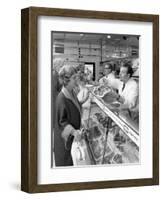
[59, 65, 78, 86]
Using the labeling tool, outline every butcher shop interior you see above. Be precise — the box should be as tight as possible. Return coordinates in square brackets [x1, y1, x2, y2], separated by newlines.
[52, 31, 140, 167]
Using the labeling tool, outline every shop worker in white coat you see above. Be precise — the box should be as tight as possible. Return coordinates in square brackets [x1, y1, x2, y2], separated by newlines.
[99, 63, 116, 87]
[116, 62, 139, 122]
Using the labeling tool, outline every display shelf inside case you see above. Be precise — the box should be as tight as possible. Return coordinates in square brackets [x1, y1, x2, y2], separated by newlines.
[92, 93, 139, 147]
[82, 96, 139, 165]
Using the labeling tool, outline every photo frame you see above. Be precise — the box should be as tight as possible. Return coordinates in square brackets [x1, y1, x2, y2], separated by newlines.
[21, 7, 159, 193]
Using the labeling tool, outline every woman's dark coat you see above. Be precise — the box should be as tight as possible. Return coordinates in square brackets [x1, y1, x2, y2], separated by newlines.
[54, 89, 81, 166]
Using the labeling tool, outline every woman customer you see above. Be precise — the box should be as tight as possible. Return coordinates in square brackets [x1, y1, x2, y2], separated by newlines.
[54, 64, 83, 167]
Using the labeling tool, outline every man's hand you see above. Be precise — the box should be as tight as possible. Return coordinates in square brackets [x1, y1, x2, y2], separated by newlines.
[117, 96, 125, 104]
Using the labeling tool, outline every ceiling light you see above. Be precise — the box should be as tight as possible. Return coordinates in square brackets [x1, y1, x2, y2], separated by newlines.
[123, 36, 127, 40]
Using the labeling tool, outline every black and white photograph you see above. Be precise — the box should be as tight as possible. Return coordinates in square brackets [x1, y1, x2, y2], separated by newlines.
[51, 31, 140, 168]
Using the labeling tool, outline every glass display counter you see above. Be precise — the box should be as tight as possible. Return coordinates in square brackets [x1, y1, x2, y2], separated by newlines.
[72, 85, 139, 166]
[77, 85, 139, 165]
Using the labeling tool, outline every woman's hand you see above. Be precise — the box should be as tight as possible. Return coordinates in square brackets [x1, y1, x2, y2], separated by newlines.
[73, 130, 83, 142]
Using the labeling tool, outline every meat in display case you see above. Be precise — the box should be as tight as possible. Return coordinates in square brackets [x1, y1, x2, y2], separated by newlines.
[81, 87, 139, 165]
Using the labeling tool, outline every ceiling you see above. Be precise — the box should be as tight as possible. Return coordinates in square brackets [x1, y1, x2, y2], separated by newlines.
[52, 32, 140, 48]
